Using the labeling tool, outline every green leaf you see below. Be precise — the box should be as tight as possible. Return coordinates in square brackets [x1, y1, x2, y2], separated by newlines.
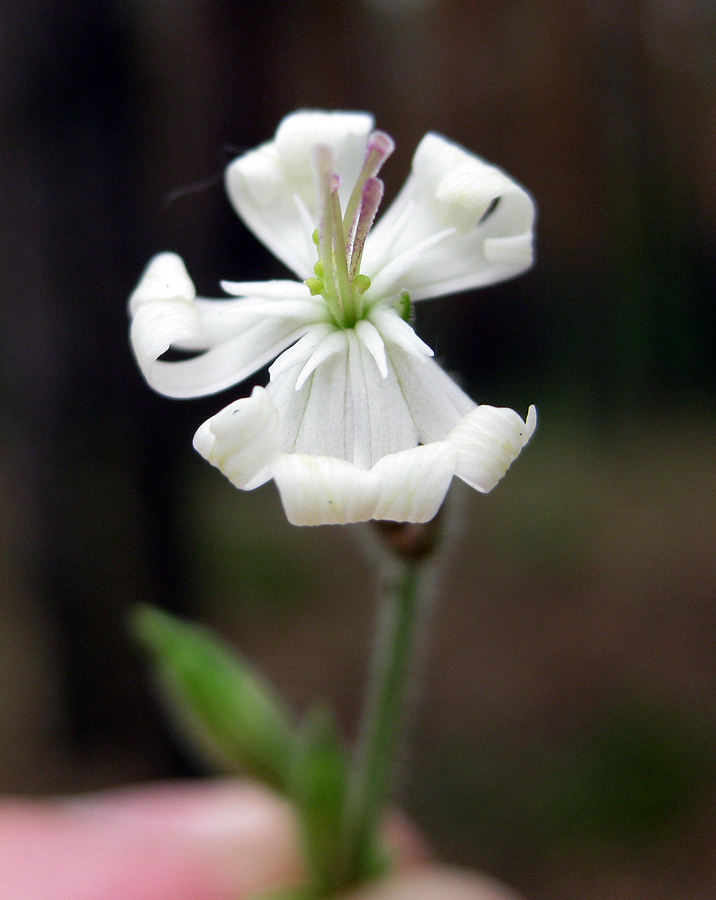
[289, 704, 350, 895]
[132, 605, 295, 793]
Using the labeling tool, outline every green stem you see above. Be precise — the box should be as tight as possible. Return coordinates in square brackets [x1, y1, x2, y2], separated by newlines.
[341, 558, 426, 884]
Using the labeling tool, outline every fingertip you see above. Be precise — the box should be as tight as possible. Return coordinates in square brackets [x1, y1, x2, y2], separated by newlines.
[62, 779, 304, 899]
[382, 811, 433, 868]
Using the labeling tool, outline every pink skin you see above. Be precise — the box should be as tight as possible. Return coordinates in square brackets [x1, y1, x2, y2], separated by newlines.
[0, 780, 522, 900]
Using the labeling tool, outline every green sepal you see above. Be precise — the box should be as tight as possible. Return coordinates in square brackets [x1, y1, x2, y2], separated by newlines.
[132, 605, 295, 793]
[289, 704, 350, 896]
[396, 291, 413, 322]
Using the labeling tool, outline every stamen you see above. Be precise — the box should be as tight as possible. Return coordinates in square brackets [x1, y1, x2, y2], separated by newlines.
[310, 134, 395, 328]
[329, 188, 353, 323]
[312, 146, 341, 320]
[347, 177, 384, 281]
[343, 130, 395, 251]
[367, 130, 396, 166]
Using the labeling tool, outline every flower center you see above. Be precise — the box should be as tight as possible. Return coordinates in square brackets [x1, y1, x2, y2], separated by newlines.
[304, 131, 394, 328]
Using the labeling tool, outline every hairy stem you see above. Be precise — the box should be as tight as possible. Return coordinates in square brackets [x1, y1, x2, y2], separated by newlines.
[341, 558, 427, 884]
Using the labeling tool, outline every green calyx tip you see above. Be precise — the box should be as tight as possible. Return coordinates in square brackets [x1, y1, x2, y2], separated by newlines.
[353, 274, 371, 295]
[397, 292, 412, 322]
[304, 277, 324, 296]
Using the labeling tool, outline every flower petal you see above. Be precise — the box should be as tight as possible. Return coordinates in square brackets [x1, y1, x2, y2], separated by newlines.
[447, 404, 537, 492]
[129, 252, 196, 314]
[192, 386, 282, 490]
[295, 329, 348, 391]
[371, 442, 457, 522]
[271, 455, 379, 525]
[219, 279, 314, 300]
[267, 329, 418, 468]
[362, 133, 535, 301]
[385, 339, 477, 443]
[129, 255, 320, 398]
[355, 319, 387, 378]
[225, 111, 374, 279]
[268, 324, 336, 380]
[182, 326, 313, 399]
[368, 307, 433, 359]
[271, 441, 456, 526]
[129, 253, 202, 387]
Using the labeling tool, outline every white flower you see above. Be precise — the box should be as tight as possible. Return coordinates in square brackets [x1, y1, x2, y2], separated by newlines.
[129, 110, 537, 526]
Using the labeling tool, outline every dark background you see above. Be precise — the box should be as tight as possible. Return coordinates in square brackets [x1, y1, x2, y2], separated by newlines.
[1, 2, 716, 898]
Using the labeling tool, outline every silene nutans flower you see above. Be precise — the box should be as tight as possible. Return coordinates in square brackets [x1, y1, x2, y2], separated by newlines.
[129, 110, 537, 525]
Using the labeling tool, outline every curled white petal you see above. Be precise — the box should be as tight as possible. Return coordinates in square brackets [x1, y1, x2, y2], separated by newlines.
[129, 256, 320, 398]
[371, 442, 457, 522]
[483, 233, 534, 268]
[363, 132, 535, 301]
[271, 441, 456, 526]
[193, 386, 282, 490]
[129, 254, 202, 387]
[132, 307, 311, 399]
[225, 111, 374, 279]
[275, 111, 374, 192]
[271, 455, 378, 526]
[129, 252, 195, 314]
[448, 404, 537, 492]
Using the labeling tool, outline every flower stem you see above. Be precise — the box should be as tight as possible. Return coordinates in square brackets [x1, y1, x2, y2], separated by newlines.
[341, 557, 427, 885]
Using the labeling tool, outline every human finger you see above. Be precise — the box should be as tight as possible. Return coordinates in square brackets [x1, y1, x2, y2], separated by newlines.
[340, 866, 525, 900]
[0, 779, 303, 900]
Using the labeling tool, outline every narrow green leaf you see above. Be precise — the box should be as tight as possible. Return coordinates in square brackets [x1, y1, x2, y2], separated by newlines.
[289, 704, 350, 895]
[132, 605, 295, 793]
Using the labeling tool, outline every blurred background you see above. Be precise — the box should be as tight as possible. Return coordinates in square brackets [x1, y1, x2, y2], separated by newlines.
[1, 0, 716, 897]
